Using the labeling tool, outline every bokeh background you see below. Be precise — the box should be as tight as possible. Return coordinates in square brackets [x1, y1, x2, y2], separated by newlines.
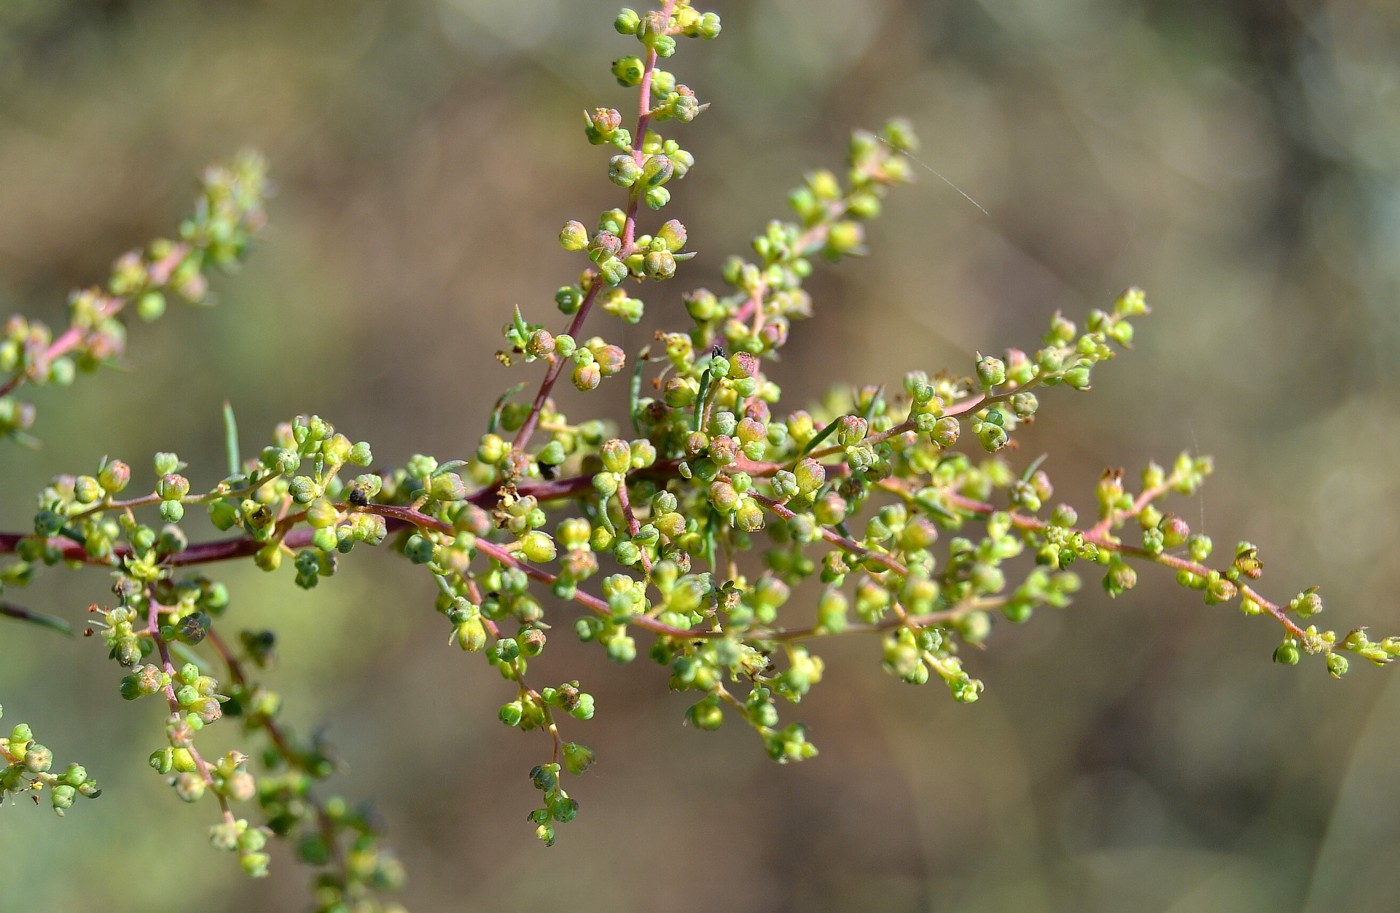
[2, 1, 1399, 911]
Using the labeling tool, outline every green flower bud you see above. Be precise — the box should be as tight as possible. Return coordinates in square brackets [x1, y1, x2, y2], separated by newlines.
[708, 480, 739, 512]
[559, 220, 589, 251]
[601, 439, 632, 474]
[650, 33, 677, 57]
[824, 220, 864, 258]
[599, 256, 629, 286]
[321, 433, 352, 465]
[573, 362, 602, 391]
[135, 291, 167, 322]
[976, 422, 1007, 451]
[614, 8, 641, 34]
[770, 470, 798, 500]
[641, 154, 674, 187]
[1063, 363, 1092, 389]
[348, 441, 373, 466]
[305, 498, 338, 528]
[430, 472, 468, 502]
[569, 692, 596, 720]
[1158, 514, 1189, 548]
[930, 416, 960, 447]
[1011, 480, 1042, 512]
[41, 354, 70, 386]
[644, 186, 671, 210]
[655, 219, 687, 252]
[1114, 286, 1149, 318]
[153, 452, 182, 476]
[499, 701, 524, 727]
[33, 510, 63, 538]
[556, 517, 592, 551]
[975, 354, 1006, 388]
[734, 501, 764, 532]
[240, 853, 271, 879]
[240, 825, 270, 855]
[175, 611, 211, 645]
[515, 628, 545, 658]
[1102, 560, 1137, 598]
[643, 249, 677, 279]
[628, 438, 655, 468]
[880, 117, 919, 153]
[98, 459, 131, 493]
[149, 748, 174, 774]
[453, 615, 487, 652]
[683, 288, 721, 322]
[537, 441, 567, 468]
[836, 415, 868, 447]
[51, 783, 76, 814]
[526, 329, 556, 359]
[254, 542, 282, 571]
[156, 473, 190, 500]
[1326, 652, 1349, 678]
[604, 634, 636, 663]
[794, 458, 826, 494]
[612, 56, 645, 86]
[114, 638, 142, 666]
[686, 696, 724, 730]
[616, 534, 641, 562]
[311, 527, 337, 551]
[223, 771, 255, 802]
[477, 433, 508, 465]
[173, 772, 205, 802]
[596, 209, 626, 235]
[1205, 575, 1238, 604]
[520, 531, 557, 564]
[73, 475, 102, 504]
[555, 285, 584, 314]
[1273, 638, 1300, 666]
[846, 190, 881, 220]
[405, 453, 438, 479]
[287, 475, 318, 504]
[160, 500, 185, 523]
[562, 741, 595, 775]
[22, 743, 52, 773]
[1034, 345, 1064, 375]
[403, 534, 436, 564]
[608, 154, 641, 187]
[592, 471, 619, 499]
[1290, 588, 1323, 618]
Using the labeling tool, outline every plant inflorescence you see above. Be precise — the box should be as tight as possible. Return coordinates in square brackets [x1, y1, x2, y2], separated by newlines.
[3, 3, 1395, 911]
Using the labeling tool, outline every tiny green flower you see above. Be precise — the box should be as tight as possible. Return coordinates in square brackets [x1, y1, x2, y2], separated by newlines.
[562, 742, 595, 774]
[608, 155, 641, 188]
[520, 531, 558, 564]
[614, 8, 641, 35]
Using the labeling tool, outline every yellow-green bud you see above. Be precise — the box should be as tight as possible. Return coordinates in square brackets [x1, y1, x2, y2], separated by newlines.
[520, 531, 557, 564]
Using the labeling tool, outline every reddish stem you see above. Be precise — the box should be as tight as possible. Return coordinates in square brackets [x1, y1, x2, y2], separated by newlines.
[512, 1, 677, 454]
[0, 244, 189, 400]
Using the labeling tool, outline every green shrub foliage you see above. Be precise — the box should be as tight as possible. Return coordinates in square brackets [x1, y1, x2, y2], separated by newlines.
[2, 3, 1393, 910]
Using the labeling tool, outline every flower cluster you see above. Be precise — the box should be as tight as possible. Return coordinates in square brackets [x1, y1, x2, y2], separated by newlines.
[0, 705, 100, 815]
[2, 3, 1394, 912]
[0, 152, 267, 443]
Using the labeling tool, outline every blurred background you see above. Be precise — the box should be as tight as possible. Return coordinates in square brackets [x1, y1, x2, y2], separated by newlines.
[1, 0, 1398, 910]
